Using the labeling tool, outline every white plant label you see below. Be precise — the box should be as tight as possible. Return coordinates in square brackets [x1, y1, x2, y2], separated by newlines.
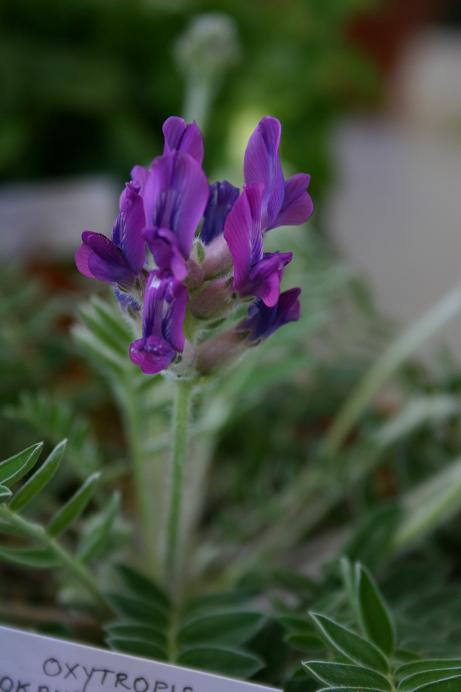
[0, 626, 280, 692]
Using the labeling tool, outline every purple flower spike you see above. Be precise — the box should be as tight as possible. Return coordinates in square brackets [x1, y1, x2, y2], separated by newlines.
[143, 152, 209, 276]
[129, 271, 188, 374]
[224, 184, 291, 307]
[239, 288, 301, 342]
[162, 116, 204, 164]
[76, 180, 145, 287]
[200, 181, 239, 245]
[244, 116, 313, 230]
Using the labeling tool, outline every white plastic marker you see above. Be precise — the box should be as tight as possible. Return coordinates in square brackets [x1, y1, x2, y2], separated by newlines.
[0, 626, 280, 692]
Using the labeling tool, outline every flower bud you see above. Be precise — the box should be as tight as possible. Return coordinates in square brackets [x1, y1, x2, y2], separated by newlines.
[189, 277, 234, 320]
[201, 234, 233, 279]
[195, 329, 246, 375]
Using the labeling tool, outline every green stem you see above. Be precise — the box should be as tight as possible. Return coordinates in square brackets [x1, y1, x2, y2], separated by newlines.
[0, 506, 110, 614]
[164, 378, 194, 592]
[122, 379, 157, 577]
[183, 77, 214, 131]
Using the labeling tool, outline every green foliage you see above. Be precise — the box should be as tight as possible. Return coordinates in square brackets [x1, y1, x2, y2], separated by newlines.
[284, 559, 461, 692]
[105, 565, 266, 680]
[0, 0, 379, 196]
[0, 440, 115, 611]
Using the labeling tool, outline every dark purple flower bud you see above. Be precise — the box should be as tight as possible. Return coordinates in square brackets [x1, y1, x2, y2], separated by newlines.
[244, 116, 313, 231]
[224, 184, 292, 307]
[142, 152, 209, 277]
[238, 288, 301, 342]
[129, 271, 188, 374]
[200, 180, 239, 245]
[75, 181, 145, 288]
[162, 116, 204, 164]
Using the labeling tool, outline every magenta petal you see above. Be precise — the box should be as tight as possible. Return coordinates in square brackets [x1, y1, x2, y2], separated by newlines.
[113, 182, 146, 274]
[131, 164, 149, 192]
[129, 336, 176, 374]
[142, 271, 187, 354]
[224, 184, 264, 290]
[162, 279, 188, 352]
[75, 231, 134, 286]
[244, 116, 285, 230]
[275, 173, 313, 227]
[144, 227, 187, 281]
[162, 116, 204, 164]
[246, 251, 292, 307]
[143, 152, 209, 260]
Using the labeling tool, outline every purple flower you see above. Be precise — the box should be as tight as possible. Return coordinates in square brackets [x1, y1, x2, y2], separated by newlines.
[200, 181, 239, 245]
[129, 271, 188, 374]
[162, 116, 204, 164]
[224, 184, 292, 307]
[143, 151, 209, 281]
[239, 288, 301, 342]
[75, 181, 145, 287]
[244, 116, 313, 231]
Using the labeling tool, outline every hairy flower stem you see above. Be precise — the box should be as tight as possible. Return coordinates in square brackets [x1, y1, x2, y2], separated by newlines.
[183, 78, 213, 132]
[123, 378, 158, 578]
[165, 378, 194, 594]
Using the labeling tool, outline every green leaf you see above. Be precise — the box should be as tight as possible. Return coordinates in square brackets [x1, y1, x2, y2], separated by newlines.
[107, 594, 168, 630]
[177, 646, 264, 679]
[356, 565, 395, 656]
[105, 622, 167, 650]
[410, 677, 461, 691]
[48, 472, 100, 536]
[341, 505, 401, 571]
[397, 661, 461, 678]
[9, 440, 66, 511]
[303, 661, 390, 690]
[107, 636, 167, 661]
[0, 545, 59, 568]
[0, 442, 43, 486]
[78, 491, 119, 562]
[279, 613, 318, 635]
[285, 633, 323, 653]
[392, 457, 461, 551]
[116, 565, 169, 613]
[399, 669, 461, 691]
[310, 612, 389, 673]
[184, 591, 252, 618]
[324, 284, 461, 456]
[0, 485, 12, 502]
[178, 611, 266, 648]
